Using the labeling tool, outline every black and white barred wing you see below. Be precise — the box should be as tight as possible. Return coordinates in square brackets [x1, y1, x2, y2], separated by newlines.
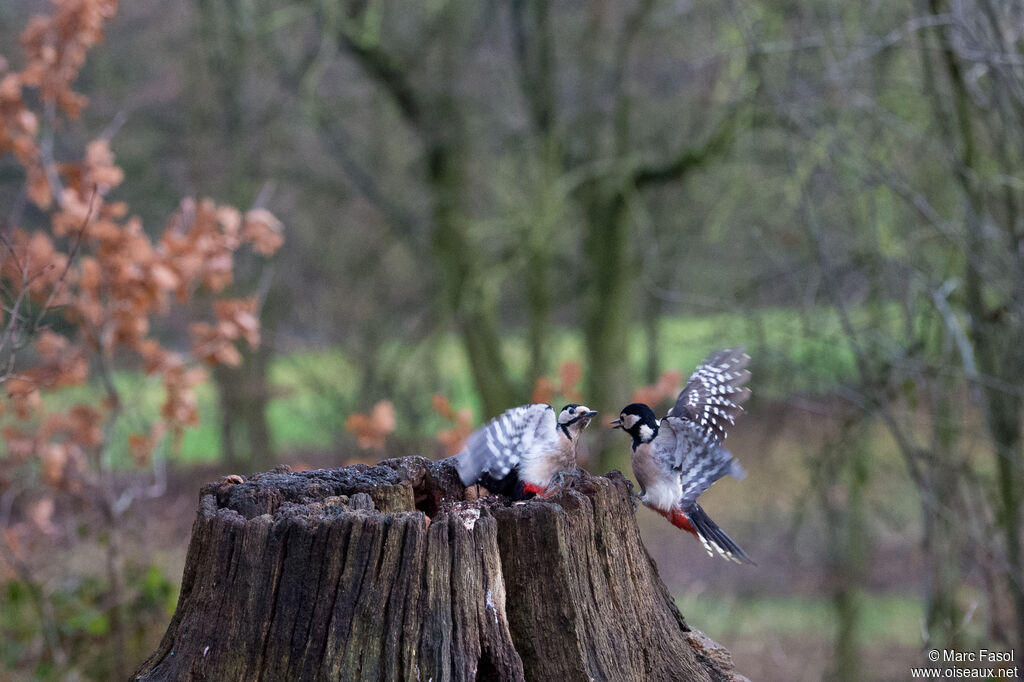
[669, 347, 751, 444]
[454, 404, 558, 486]
[659, 418, 746, 504]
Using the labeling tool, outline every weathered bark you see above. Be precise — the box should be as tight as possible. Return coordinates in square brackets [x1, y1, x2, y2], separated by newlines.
[133, 457, 745, 682]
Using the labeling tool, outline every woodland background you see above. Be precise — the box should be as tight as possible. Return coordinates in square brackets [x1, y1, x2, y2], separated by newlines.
[2, 0, 1023, 680]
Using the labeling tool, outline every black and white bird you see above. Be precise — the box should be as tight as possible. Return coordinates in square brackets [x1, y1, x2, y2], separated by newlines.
[612, 347, 754, 564]
[454, 403, 598, 498]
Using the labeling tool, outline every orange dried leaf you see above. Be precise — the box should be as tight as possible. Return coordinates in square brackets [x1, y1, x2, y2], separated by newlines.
[558, 361, 583, 393]
[631, 370, 683, 405]
[431, 394, 454, 420]
[35, 330, 68, 361]
[128, 433, 152, 464]
[0, 72, 20, 100]
[68, 404, 103, 448]
[558, 361, 584, 402]
[84, 138, 123, 190]
[40, 443, 67, 487]
[25, 497, 56, 534]
[345, 400, 396, 450]
[149, 262, 179, 291]
[27, 165, 51, 208]
[215, 298, 260, 347]
[2, 428, 35, 461]
[437, 408, 473, 456]
[530, 376, 554, 405]
[243, 208, 284, 255]
[217, 206, 242, 237]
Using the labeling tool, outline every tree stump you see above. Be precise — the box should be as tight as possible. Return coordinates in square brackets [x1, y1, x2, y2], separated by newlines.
[133, 457, 746, 682]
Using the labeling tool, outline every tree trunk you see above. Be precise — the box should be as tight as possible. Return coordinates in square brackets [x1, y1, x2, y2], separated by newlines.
[133, 458, 745, 682]
[213, 344, 275, 471]
[583, 191, 634, 470]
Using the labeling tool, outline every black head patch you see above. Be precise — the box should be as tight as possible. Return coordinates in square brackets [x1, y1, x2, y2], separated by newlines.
[613, 403, 659, 448]
[557, 403, 597, 439]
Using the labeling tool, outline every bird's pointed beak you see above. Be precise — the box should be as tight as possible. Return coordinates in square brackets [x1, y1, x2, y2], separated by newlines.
[585, 410, 599, 419]
[610, 418, 622, 429]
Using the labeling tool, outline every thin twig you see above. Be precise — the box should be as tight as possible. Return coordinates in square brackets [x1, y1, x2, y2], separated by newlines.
[28, 189, 96, 339]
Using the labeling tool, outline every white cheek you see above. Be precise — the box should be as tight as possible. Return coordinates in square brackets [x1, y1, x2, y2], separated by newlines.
[639, 424, 654, 441]
[622, 414, 640, 429]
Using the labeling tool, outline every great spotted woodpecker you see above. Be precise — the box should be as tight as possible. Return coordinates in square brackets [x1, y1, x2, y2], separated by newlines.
[454, 403, 598, 498]
[613, 347, 754, 564]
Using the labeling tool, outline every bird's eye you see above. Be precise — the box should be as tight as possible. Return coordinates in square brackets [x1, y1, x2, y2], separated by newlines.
[569, 407, 576, 414]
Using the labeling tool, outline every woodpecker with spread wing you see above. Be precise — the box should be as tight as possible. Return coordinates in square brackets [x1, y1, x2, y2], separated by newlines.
[613, 348, 753, 564]
[454, 403, 598, 498]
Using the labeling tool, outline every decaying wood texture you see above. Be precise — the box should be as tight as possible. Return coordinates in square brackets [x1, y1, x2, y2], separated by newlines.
[133, 457, 746, 682]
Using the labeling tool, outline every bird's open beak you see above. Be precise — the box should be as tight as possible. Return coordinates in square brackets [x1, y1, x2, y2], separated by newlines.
[610, 418, 622, 429]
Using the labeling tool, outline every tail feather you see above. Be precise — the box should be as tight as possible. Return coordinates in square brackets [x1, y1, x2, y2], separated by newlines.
[683, 502, 755, 565]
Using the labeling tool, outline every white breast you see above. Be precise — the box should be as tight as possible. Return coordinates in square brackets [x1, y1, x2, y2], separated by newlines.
[642, 477, 682, 511]
[632, 441, 683, 511]
[519, 433, 574, 486]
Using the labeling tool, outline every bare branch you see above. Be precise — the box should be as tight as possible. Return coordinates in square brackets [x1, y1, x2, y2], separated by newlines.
[28, 190, 96, 340]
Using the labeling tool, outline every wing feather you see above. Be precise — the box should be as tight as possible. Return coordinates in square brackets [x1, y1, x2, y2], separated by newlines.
[670, 347, 751, 444]
[660, 418, 744, 504]
[455, 404, 558, 486]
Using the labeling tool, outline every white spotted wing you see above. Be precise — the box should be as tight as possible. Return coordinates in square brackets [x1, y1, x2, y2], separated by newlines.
[653, 417, 746, 505]
[669, 347, 751, 444]
[454, 404, 559, 486]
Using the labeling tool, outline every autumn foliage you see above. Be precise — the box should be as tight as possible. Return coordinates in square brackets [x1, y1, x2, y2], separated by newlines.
[631, 370, 683, 408]
[344, 399, 396, 450]
[431, 393, 474, 456]
[2, 0, 281, 465]
[0, 1, 281, 667]
[358, 361, 589, 458]
[530, 360, 584, 405]
[344, 395, 473, 457]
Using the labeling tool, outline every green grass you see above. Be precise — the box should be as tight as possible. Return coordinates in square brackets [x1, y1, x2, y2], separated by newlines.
[677, 591, 925, 648]
[3, 306, 873, 465]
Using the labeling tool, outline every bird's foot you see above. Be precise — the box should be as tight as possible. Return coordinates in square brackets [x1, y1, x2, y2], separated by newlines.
[539, 469, 578, 498]
[550, 469, 571, 490]
[630, 490, 642, 512]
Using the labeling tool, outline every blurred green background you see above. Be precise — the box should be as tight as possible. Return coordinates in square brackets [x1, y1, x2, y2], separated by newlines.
[3, 0, 1024, 680]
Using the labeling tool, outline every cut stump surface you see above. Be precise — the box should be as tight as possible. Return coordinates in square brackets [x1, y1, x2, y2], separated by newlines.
[133, 457, 747, 682]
